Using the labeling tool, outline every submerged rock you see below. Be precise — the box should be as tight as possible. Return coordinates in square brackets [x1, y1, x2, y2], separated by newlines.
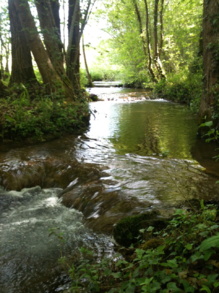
[61, 181, 151, 234]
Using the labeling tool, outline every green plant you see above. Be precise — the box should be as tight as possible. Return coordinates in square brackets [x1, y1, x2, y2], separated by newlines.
[67, 204, 219, 293]
[153, 71, 202, 110]
[0, 93, 90, 142]
[68, 247, 121, 293]
[199, 121, 219, 143]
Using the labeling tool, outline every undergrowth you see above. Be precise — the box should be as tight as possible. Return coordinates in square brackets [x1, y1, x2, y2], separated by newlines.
[0, 88, 90, 142]
[65, 202, 219, 292]
[153, 72, 202, 112]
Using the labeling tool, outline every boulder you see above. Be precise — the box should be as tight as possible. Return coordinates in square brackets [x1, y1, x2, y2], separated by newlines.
[113, 211, 169, 247]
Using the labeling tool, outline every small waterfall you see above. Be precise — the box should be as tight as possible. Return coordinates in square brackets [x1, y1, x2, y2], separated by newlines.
[0, 186, 114, 293]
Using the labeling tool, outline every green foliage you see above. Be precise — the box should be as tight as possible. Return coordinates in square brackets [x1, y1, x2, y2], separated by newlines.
[90, 67, 121, 82]
[200, 233, 219, 252]
[67, 204, 219, 293]
[199, 120, 219, 143]
[0, 86, 90, 142]
[80, 69, 89, 87]
[154, 71, 202, 110]
[98, 0, 202, 87]
[113, 212, 167, 247]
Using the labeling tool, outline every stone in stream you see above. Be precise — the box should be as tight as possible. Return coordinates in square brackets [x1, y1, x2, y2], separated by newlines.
[113, 211, 169, 247]
[60, 180, 152, 234]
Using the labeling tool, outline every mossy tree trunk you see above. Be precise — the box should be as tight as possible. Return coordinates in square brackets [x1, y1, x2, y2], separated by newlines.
[132, 0, 165, 82]
[8, 0, 38, 87]
[144, 0, 157, 82]
[34, 0, 76, 98]
[8, 0, 95, 99]
[0, 79, 7, 97]
[82, 37, 93, 87]
[66, 0, 94, 92]
[132, 0, 157, 82]
[66, 0, 81, 94]
[200, 0, 219, 123]
[153, 0, 165, 80]
[34, 0, 64, 73]
[12, 0, 76, 99]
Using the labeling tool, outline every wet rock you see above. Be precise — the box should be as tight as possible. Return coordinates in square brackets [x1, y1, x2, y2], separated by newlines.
[89, 93, 99, 101]
[113, 212, 169, 247]
[0, 149, 101, 191]
[61, 181, 151, 234]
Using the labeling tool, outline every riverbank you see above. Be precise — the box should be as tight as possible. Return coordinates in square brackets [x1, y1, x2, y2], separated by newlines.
[0, 94, 90, 143]
[69, 202, 219, 292]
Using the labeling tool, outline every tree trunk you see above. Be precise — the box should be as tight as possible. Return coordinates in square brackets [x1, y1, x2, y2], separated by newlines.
[34, 0, 64, 71]
[132, 0, 157, 82]
[158, 0, 164, 57]
[66, 0, 94, 91]
[200, 0, 219, 121]
[15, 0, 75, 98]
[82, 37, 93, 87]
[153, 0, 165, 79]
[50, 0, 62, 41]
[8, 0, 37, 86]
[143, 0, 157, 82]
[67, 0, 81, 93]
[0, 79, 7, 97]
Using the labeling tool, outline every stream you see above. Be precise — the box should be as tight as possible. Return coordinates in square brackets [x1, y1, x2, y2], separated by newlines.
[0, 85, 219, 292]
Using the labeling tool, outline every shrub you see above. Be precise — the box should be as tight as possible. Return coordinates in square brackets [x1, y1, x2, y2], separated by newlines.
[153, 72, 202, 112]
[0, 90, 90, 142]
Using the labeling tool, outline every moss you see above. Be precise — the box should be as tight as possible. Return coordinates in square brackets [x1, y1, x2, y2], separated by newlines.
[140, 238, 164, 250]
[113, 211, 168, 247]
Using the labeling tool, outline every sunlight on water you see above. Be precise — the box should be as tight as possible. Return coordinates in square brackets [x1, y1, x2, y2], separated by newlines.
[75, 93, 219, 207]
[87, 99, 198, 159]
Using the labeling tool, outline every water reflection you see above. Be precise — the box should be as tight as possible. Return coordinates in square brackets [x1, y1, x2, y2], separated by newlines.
[89, 100, 198, 159]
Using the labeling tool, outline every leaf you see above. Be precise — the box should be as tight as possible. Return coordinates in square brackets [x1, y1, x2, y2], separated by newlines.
[199, 121, 213, 128]
[167, 282, 181, 292]
[199, 233, 219, 251]
[147, 226, 154, 232]
[200, 285, 211, 293]
[111, 272, 121, 279]
[185, 243, 193, 250]
[214, 281, 219, 288]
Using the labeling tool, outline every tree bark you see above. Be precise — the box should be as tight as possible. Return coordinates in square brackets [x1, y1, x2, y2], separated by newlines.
[153, 0, 165, 79]
[66, 0, 94, 91]
[67, 0, 81, 92]
[0, 79, 7, 97]
[143, 0, 157, 82]
[159, 0, 164, 56]
[200, 0, 219, 121]
[8, 0, 37, 86]
[50, 0, 62, 41]
[82, 37, 93, 87]
[14, 0, 75, 98]
[34, 0, 64, 71]
[132, 0, 157, 82]
[132, 0, 146, 56]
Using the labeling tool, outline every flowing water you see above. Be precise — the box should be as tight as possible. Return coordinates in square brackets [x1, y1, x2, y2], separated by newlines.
[76, 87, 219, 205]
[0, 86, 219, 292]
